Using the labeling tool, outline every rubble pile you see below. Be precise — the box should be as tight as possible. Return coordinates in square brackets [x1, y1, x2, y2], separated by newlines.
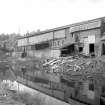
[43, 56, 105, 77]
[10, 55, 105, 79]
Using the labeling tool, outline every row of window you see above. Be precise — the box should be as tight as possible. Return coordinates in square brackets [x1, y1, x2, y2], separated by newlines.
[16, 39, 65, 52]
[53, 39, 65, 48]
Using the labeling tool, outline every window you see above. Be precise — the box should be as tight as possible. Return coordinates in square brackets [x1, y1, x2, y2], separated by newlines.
[102, 85, 105, 93]
[62, 40, 64, 45]
[102, 43, 105, 55]
[35, 42, 50, 50]
[21, 52, 27, 58]
[67, 81, 75, 87]
[21, 67, 26, 75]
[79, 47, 83, 52]
[89, 83, 94, 91]
[54, 42, 56, 46]
[31, 45, 36, 50]
[72, 34, 74, 38]
[58, 41, 60, 46]
[61, 78, 75, 88]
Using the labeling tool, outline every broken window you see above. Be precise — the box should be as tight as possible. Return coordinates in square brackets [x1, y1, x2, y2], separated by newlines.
[54, 42, 56, 47]
[89, 44, 94, 53]
[79, 47, 83, 52]
[21, 67, 26, 75]
[58, 41, 60, 46]
[35, 42, 50, 50]
[21, 52, 27, 58]
[89, 83, 94, 91]
[72, 34, 74, 38]
[102, 85, 105, 93]
[62, 40, 64, 45]
[61, 44, 75, 57]
[61, 77, 75, 87]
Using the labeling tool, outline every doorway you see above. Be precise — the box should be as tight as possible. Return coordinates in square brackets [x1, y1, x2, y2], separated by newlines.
[89, 44, 94, 54]
[102, 43, 105, 55]
[79, 47, 83, 53]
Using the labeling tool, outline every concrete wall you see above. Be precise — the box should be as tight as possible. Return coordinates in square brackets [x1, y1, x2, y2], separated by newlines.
[18, 38, 28, 46]
[79, 29, 101, 43]
[65, 28, 74, 44]
[28, 32, 53, 45]
[28, 49, 61, 58]
[54, 29, 65, 39]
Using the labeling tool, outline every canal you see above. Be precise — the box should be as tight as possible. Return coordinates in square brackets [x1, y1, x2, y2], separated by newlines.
[2, 80, 70, 105]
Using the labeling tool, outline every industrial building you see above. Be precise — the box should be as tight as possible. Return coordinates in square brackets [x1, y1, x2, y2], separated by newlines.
[15, 17, 105, 58]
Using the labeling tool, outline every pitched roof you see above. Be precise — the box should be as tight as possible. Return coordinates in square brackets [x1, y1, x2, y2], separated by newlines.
[19, 16, 105, 39]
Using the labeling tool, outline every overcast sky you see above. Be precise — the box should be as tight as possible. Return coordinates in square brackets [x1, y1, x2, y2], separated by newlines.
[0, 0, 105, 34]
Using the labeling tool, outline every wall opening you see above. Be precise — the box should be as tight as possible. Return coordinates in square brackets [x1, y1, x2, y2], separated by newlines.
[89, 44, 94, 54]
[61, 44, 75, 57]
[89, 83, 94, 91]
[102, 43, 105, 55]
[102, 85, 105, 94]
[79, 47, 83, 53]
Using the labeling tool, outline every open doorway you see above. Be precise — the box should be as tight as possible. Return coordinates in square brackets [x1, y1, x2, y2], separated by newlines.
[89, 44, 95, 56]
[89, 44, 94, 53]
[102, 43, 105, 55]
[79, 47, 83, 53]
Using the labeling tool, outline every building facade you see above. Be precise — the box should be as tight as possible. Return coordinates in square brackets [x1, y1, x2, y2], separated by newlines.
[15, 17, 105, 58]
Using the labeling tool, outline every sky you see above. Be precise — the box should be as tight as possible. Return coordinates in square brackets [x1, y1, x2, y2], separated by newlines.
[0, 0, 105, 35]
